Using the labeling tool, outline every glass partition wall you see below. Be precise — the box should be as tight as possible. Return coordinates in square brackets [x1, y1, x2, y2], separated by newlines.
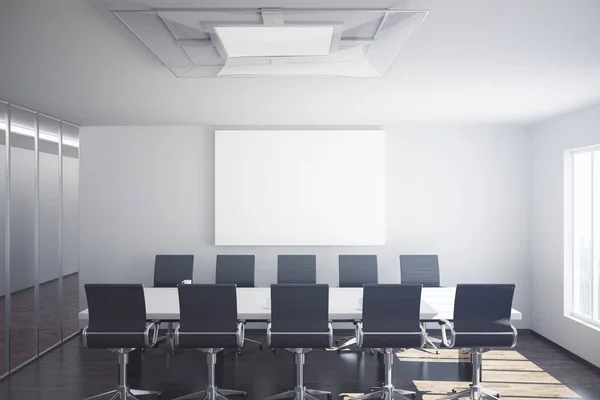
[0, 100, 79, 378]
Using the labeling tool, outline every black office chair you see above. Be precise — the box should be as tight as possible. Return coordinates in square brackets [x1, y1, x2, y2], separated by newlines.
[154, 254, 194, 353]
[336, 255, 378, 352]
[83, 284, 161, 400]
[350, 284, 425, 400]
[264, 284, 333, 400]
[277, 255, 317, 284]
[439, 284, 518, 400]
[216, 255, 263, 351]
[173, 284, 247, 400]
[400, 254, 441, 354]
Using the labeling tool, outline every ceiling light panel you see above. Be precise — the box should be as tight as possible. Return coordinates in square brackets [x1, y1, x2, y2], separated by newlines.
[214, 26, 334, 58]
[112, 8, 429, 78]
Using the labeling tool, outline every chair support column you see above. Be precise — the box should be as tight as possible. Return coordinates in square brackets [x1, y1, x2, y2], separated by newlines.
[383, 350, 394, 399]
[118, 351, 129, 398]
[471, 349, 482, 399]
[208, 351, 217, 398]
[295, 352, 305, 392]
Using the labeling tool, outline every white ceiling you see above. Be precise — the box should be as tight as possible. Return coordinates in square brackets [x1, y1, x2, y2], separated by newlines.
[1, 0, 600, 126]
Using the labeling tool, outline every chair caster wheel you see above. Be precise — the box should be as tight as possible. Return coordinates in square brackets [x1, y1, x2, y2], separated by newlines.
[272, 349, 276, 354]
[411, 394, 416, 399]
[242, 394, 248, 399]
[436, 350, 440, 354]
[452, 389, 457, 394]
[369, 349, 374, 356]
[259, 344, 263, 350]
[497, 394, 501, 398]
[335, 340, 340, 345]
[327, 394, 332, 400]
[237, 349, 242, 355]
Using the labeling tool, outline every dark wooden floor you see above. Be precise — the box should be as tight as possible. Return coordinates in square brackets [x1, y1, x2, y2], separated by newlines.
[0, 332, 599, 400]
[0, 272, 80, 373]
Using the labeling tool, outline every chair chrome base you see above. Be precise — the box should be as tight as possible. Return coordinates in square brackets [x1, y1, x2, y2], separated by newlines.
[349, 387, 415, 400]
[437, 388, 500, 400]
[263, 350, 331, 400]
[173, 388, 247, 400]
[420, 335, 440, 355]
[84, 350, 161, 400]
[438, 349, 500, 400]
[263, 387, 330, 400]
[156, 322, 176, 354]
[244, 338, 264, 349]
[173, 350, 246, 400]
[349, 349, 415, 400]
[84, 388, 162, 400]
[336, 337, 357, 351]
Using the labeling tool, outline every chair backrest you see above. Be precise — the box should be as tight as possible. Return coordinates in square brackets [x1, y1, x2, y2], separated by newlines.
[362, 284, 422, 333]
[453, 284, 515, 332]
[177, 284, 239, 348]
[277, 255, 316, 284]
[216, 255, 255, 287]
[178, 284, 238, 332]
[84, 284, 147, 348]
[361, 284, 424, 349]
[153, 254, 194, 287]
[399, 254, 440, 287]
[270, 284, 330, 348]
[339, 255, 378, 287]
[271, 284, 329, 332]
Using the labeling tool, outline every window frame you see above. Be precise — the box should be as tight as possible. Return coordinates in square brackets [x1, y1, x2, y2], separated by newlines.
[569, 145, 600, 325]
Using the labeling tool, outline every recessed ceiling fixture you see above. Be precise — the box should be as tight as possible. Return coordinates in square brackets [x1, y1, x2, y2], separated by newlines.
[214, 26, 335, 58]
[111, 7, 429, 78]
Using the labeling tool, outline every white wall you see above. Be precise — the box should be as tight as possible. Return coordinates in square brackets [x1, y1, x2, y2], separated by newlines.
[79, 125, 531, 327]
[530, 102, 600, 365]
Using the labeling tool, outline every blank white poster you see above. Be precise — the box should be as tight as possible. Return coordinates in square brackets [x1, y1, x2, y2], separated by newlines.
[215, 130, 385, 245]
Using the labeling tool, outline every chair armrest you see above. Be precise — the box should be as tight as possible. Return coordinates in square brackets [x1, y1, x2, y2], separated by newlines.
[266, 321, 272, 347]
[144, 321, 160, 347]
[354, 321, 364, 348]
[510, 324, 518, 348]
[327, 321, 334, 348]
[237, 321, 246, 348]
[439, 319, 456, 348]
[82, 326, 89, 348]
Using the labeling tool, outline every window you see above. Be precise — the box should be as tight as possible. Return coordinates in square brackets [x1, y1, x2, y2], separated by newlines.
[571, 148, 600, 322]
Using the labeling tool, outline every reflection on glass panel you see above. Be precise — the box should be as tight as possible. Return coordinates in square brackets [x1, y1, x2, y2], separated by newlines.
[595, 151, 600, 321]
[9, 105, 37, 367]
[61, 123, 79, 337]
[574, 151, 593, 316]
[0, 102, 7, 375]
[38, 116, 60, 352]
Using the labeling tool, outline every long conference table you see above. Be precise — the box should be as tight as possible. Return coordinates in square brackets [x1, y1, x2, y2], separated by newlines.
[78, 287, 523, 326]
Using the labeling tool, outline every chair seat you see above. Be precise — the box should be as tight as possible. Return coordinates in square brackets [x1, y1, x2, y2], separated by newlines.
[361, 333, 423, 349]
[85, 332, 147, 349]
[454, 332, 515, 348]
[177, 333, 239, 349]
[270, 333, 331, 349]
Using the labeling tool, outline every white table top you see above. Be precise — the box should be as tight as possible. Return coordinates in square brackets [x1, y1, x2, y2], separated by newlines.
[78, 287, 522, 325]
